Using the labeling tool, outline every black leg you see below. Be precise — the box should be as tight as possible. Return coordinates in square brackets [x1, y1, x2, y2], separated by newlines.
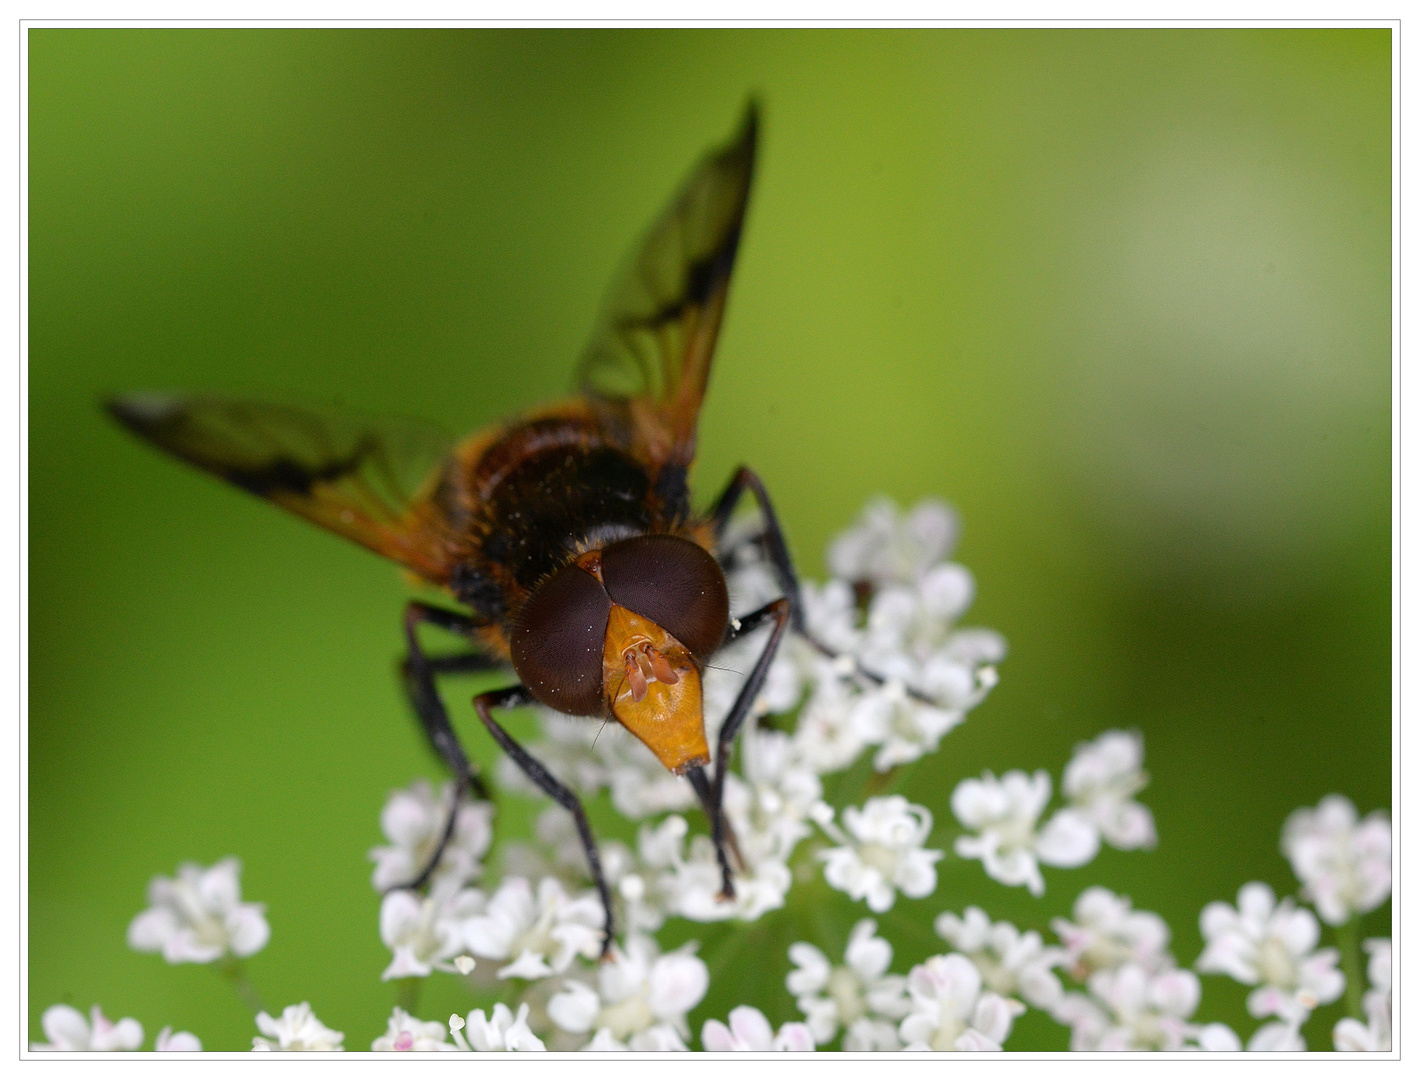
[712, 468, 939, 706]
[703, 597, 792, 898]
[395, 602, 503, 891]
[686, 764, 744, 887]
[475, 685, 615, 959]
[711, 466, 805, 633]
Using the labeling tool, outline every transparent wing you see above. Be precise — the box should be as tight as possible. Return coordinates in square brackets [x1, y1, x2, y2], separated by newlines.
[577, 102, 759, 467]
[107, 392, 455, 582]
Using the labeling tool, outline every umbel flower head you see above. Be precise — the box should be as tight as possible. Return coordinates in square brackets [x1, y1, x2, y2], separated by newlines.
[77, 494, 1394, 1054]
[127, 857, 269, 964]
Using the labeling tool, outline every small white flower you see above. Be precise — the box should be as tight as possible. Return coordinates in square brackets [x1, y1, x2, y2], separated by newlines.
[1196, 882, 1344, 1025]
[1333, 938, 1390, 1051]
[127, 857, 269, 964]
[1054, 964, 1201, 1051]
[1281, 795, 1391, 926]
[371, 1007, 455, 1051]
[935, 906, 1065, 1010]
[1247, 1020, 1306, 1051]
[827, 496, 960, 587]
[1182, 1023, 1243, 1051]
[462, 876, 604, 979]
[850, 681, 965, 772]
[952, 770, 1099, 897]
[702, 1006, 816, 1051]
[449, 1003, 546, 1051]
[816, 796, 943, 913]
[854, 573, 1003, 719]
[155, 1026, 202, 1051]
[369, 779, 494, 892]
[898, 953, 1024, 1051]
[1051, 887, 1174, 977]
[547, 935, 707, 1051]
[786, 919, 910, 1049]
[792, 679, 870, 774]
[379, 881, 486, 980]
[1061, 730, 1157, 850]
[251, 1003, 344, 1051]
[31, 1005, 143, 1051]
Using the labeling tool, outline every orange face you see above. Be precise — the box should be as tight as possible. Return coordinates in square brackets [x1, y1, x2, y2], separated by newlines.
[601, 604, 709, 773]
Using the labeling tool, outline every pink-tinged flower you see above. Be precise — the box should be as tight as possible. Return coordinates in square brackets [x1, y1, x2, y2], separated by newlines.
[1052, 887, 1174, 977]
[1281, 795, 1390, 926]
[952, 770, 1099, 897]
[786, 919, 910, 1049]
[31, 1005, 143, 1051]
[1196, 882, 1343, 1025]
[702, 1006, 816, 1051]
[1061, 730, 1157, 850]
[369, 779, 494, 892]
[371, 1007, 454, 1051]
[815, 796, 943, 912]
[127, 857, 269, 964]
[251, 1003, 344, 1051]
[898, 953, 1024, 1051]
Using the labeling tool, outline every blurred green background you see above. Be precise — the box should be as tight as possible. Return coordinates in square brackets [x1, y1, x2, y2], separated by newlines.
[28, 29, 1391, 1051]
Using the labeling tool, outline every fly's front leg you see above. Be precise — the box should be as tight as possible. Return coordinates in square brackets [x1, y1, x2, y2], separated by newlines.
[711, 466, 805, 633]
[475, 686, 615, 959]
[703, 597, 792, 900]
[396, 601, 503, 891]
[711, 467, 939, 706]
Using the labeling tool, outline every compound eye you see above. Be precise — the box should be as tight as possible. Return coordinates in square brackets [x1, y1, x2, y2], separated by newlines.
[510, 563, 612, 716]
[601, 535, 729, 659]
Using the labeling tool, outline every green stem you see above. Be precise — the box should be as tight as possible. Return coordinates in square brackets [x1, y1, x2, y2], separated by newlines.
[1336, 915, 1365, 1020]
[395, 977, 423, 1015]
[218, 958, 266, 1017]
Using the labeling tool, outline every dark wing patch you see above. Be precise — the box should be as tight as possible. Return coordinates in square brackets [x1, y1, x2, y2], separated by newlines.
[577, 102, 759, 469]
[107, 392, 454, 582]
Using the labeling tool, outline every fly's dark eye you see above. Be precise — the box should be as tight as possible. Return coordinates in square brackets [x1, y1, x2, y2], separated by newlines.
[601, 535, 729, 659]
[510, 563, 612, 716]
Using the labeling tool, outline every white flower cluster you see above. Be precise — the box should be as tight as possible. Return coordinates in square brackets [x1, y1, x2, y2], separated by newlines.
[1189, 794, 1391, 1053]
[1281, 794, 1391, 927]
[1049, 888, 1225, 1051]
[783, 919, 1026, 1051]
[126, 857, 270, 964]
[951, 729, 1156, 898]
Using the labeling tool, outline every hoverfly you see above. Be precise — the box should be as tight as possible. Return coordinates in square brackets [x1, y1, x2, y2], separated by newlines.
[108, 104, 811, 954]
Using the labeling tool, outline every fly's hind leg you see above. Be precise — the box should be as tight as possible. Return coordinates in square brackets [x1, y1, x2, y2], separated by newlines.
[475, 685, 616, 958]
[394, 601, 504, 892]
